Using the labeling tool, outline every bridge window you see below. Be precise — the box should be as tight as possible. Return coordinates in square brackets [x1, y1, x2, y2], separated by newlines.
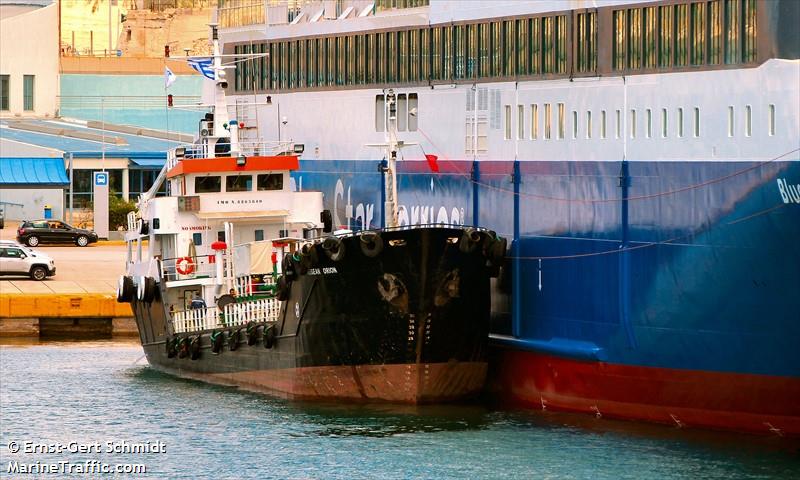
[257, 174, 283, 191]
[677, 107, 684, 138]
[743, 0, 757, 62]
[630, 109, 637, 139]
[662, 108, 668, 137]
[504, 105, 512, 140]
[518, 105, 525, 140]
[725, 0, 740, 64]
[691, 2, 707, 65]
[226, 174, 253, 192]
[531, 104, 538, 140]
[600, 110, 606, 139]
[558, 103, 565, 139]
[694, 107, 701, 137]
[646, 109, 652, 138]
[659, 5, 673, 68]
[195, 176, 221, 194]
[572, 110, 578, 139]
[615, 109, 621, 139]
[643, 7, 657, 69]
[675, 3, 690, 67]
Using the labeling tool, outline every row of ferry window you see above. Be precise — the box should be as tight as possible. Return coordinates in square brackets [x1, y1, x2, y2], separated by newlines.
[233, 14, 572, 92]
[612, 0, 757, 71]
[503, 103, 776, 141]
[231, 1, 758, 93]
[194, 173, 283, 194]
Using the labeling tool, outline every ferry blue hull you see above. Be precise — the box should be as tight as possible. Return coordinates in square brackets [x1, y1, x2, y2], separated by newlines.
[293, 157, 800, 435]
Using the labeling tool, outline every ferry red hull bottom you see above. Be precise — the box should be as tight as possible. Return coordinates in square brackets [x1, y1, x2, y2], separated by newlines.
[170, 362, 487, 404]
[489, 350, 800, 437]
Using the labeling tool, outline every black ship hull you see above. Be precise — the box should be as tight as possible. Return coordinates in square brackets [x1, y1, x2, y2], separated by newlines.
[131, 227, 503, 403]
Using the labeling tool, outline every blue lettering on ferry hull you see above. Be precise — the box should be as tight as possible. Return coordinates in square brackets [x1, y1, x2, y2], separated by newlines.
[294, 159, 800, 378]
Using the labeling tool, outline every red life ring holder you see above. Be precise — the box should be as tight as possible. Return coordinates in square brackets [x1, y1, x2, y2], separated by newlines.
[176, 256, 195, 275]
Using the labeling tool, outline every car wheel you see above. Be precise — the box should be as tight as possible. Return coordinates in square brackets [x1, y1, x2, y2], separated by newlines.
[30, 266, 47, 281]
[76, 235, 89, 247]
[26, 236, 40, 247]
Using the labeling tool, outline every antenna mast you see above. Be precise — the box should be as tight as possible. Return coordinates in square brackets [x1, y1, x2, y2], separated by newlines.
[384, 90, 399, 228]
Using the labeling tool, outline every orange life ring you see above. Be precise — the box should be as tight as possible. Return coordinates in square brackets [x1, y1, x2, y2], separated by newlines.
[176, 256, 195, 275]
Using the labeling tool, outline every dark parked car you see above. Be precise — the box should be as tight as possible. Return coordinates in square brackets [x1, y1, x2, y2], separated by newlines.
[17, 220, 98, 247]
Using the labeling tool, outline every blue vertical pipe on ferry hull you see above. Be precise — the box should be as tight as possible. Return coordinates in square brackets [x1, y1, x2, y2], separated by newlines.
[293, 157, 800, 433]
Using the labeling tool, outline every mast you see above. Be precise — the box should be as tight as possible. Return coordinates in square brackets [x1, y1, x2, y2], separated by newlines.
[384, 89, 399, 228]
[209, 23, 239, 157]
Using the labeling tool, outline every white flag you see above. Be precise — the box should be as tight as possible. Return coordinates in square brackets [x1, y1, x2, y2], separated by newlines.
[164, 66, 177, 88]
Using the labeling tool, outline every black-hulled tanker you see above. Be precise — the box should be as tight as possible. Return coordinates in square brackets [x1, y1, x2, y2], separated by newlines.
[125, 226, 504, 403]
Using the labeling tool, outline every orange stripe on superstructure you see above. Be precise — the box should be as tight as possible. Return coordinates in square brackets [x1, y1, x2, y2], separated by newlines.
[166, 155, 299, 178]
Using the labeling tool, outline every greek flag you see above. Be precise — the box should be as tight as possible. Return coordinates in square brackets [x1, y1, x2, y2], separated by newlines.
[187, 58, 215, 80]
[164, 66, 177, 88]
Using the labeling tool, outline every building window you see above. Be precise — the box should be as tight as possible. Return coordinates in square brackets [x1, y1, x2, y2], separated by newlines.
[195, 176, 222, 193]
[226, 174, 253, 192]
[0, 75, 8, 111]
[517, 105, 525, 140]
[769, 104, 775, 136]
[646, 109, 652, 138]
[530, 104, 538, 140]
[544, 103, 552, 140]
[630, 109, 636, 139]
[586, 111, 592, 139]
[662, 108, 668, 137]
[254, 229, 264, 242]
[745, 105, 752, 137]
[504, 105, 512, 140]
[677, 107, 684, 138]
[557, 103, 565, 139]
[615, 109, 621, 139]
[694, 107, 700, 137]
[257, 174, 283, 191]
[572, 110, 578, 139]
[728, 106, 735, 137]
[23, 75, 34, 111]
[600, 110, 607, 139]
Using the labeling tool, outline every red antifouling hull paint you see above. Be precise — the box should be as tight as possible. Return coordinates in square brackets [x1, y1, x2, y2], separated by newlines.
[489, 349, 800, 437]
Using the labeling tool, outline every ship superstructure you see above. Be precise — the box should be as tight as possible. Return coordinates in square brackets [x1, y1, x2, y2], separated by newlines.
[216, 0, 800, 435]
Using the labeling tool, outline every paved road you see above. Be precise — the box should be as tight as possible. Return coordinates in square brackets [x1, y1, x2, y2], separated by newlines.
[1, 225, 127, 294]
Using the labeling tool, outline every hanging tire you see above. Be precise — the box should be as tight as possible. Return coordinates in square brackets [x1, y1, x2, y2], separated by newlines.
[229, 329, 240, 351]
[282, 253, 298, 281]
[210, 331, 225, 354]
[489, 237, 508, 266]
[359, 231, 384, 258]
[177, 337, 189, 359]
[246, 322, 259, 346]
[142, 277, 158, 303]
[189, 336, 201, 360]
[276, 275, 290, 301]
[166, 337, 177, 358]
[459, 228, 482, 254]
[321, 236, 346, 262]
[117, 276, 134, 303]
[299, 243, 318, 270]
[263, 324, 277, 349]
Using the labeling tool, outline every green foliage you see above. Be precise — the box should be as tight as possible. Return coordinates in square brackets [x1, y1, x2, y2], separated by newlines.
[109, 194, 137, 230]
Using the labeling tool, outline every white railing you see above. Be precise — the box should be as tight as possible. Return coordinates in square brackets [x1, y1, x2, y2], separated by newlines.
[235, 274, 276, 297]
[223, 297, 280, 327]
[172, 307, 221, 333]
[168, 140, 294, 166]
[170, 297, 281, 334]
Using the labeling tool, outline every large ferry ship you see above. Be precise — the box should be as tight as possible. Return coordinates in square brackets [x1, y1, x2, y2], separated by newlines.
[216, 0, 799, 435]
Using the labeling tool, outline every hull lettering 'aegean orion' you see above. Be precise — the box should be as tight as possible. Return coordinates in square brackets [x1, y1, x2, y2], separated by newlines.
[217, 0, 799, 435]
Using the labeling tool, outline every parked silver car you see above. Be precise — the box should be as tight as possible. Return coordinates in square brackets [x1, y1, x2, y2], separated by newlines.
[0, 241, 56, 280]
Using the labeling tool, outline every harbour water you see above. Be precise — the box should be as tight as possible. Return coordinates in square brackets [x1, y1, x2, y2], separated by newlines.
[1, 341, 798, 479]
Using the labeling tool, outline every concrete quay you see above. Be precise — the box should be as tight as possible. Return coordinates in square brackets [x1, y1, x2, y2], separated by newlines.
[0, 232, 137, 338]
